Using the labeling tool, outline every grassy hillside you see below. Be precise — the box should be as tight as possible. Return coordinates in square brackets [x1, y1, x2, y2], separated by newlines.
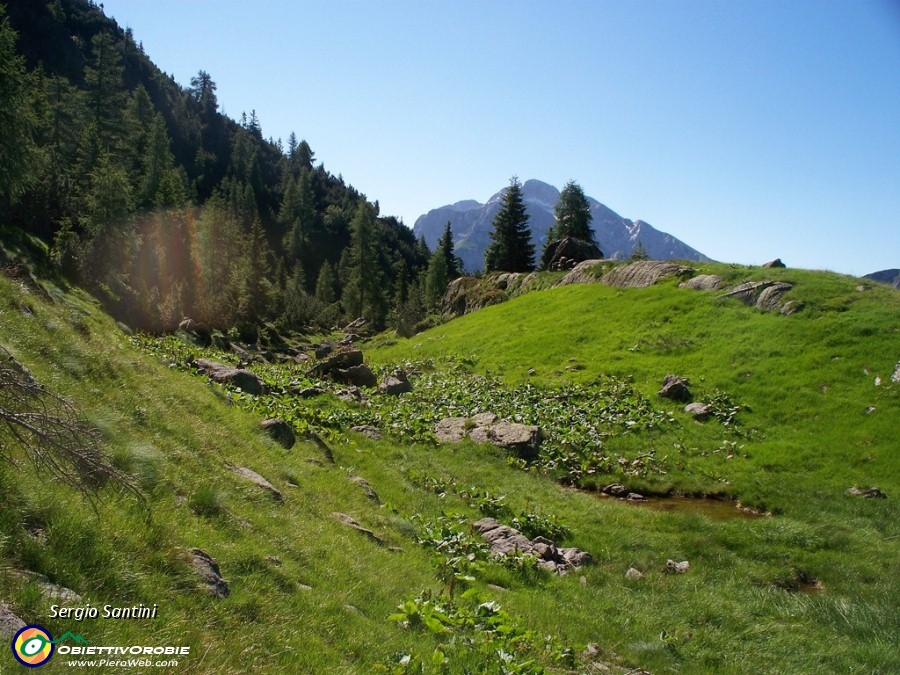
[0, 260, 898, 674]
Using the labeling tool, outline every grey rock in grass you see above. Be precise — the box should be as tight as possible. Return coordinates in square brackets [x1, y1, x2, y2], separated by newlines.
[845, 486, 887, 499]
[680, 274, 725, 291]
[378, 373, 413, 396]
[335, 363, 377, 388]
[721, 280, 795, 313]
[684, 401, 713, 420]
[541, 236, 603, 271]
[658, 374, 692, 402]
[601, 260, 696, 289]
[296, 386, 326, 398]
[349, 475, 381, 504]
[625, 566, 645, 581]
[229, 465, 283, 502]
[260, 418, 295, 449]
[0, 601, 25, 639]
[892, 362, 900, 384]
[435, 414, 541, 460]
[307, 348, 364, 378]
[187, 548, 230, 599]
[665, 559, 690, 574]
[762, 258, 786, 268]
[194, 358, 265, 395]
[472, 517, 591, 575]
[556, 259, 606, 286]
[351, 424, 382, 440]
[333, 512, 384, 545]
[7, 570, 81, 602]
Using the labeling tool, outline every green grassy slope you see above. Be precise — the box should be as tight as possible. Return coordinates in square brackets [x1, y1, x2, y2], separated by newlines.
[1, 262, 898, 674]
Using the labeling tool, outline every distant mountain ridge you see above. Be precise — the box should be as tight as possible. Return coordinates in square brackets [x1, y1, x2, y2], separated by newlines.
[863, 269, 900, 288]
[413, 179, 711, 272]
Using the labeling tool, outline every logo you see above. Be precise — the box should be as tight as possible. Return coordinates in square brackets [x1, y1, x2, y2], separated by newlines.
[11, 625, 54, 668]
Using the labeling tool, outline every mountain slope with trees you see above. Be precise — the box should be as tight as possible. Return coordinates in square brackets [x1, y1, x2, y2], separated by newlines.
[1, 0, 430, 334]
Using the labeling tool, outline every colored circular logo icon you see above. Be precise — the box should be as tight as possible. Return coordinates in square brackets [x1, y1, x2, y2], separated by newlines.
[11, 625, 54, 667]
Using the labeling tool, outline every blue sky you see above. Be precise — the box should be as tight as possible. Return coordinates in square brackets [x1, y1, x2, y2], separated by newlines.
[99, 0, 900, 276]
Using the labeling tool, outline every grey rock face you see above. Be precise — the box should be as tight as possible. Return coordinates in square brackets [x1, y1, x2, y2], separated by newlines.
[600, 261, 696, 289]
[195, 359, 265, 395]
[260, 418, 295, 449]
[229, 465, 283, 502]
[472, 517, 592, 575]
[658, 375, 692, 402]
[187, 548, 230, 599]
[434, 414, 542, 460]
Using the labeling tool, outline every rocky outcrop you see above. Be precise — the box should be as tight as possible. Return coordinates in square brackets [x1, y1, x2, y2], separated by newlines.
[658, 375, 691, 402]
[762, 258, 786, 268]
[349, 475, 380, 503]
[260, 418, 295, 449]
[229, 465, 283, 502]
[556, 259, 605, 285]
[195, 359, 266, 395]
[541, 236, 603, 271]
[187, 548, 230, 599]
[440, 274, 541, 319]
[435, 413, 542, 460]
[684, 402, 712, 420]
[307, 349, 377, 387]
[601, 260, 696, 289]
[680, 274, 725, 291]
[6, 570, 82, 602]
[472, 518, 592, 574]
[891, 362, 900, 384]
[351, 424, 382, 440]
[846, 486, 887, 499]
[720, 280, 799, 314]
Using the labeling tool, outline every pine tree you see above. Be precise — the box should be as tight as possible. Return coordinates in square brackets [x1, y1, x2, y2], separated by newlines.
[424, 251, 448, 309]
[630, 239, 649, 261]
[436, 221, 462, 280]
[342, 200, 386, 325]
[550, 180, 594, 243]
[484, 176, 534, 273]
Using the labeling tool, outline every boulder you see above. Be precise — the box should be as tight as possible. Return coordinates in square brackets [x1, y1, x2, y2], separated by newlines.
[541, 236, 603, 271]
[0, 601, 25, 640]
[378, 374, 412, 396]
[349, 475, 381, 503]
[684, 402, 713, 420]
[434, 414, 541, 460]
[891, 362, 900, 384]
[680, 274, 725, 291]
[195, 358, 265, 395]
[625, 566, 645, 581]
[762, 258, 786, 268]
[335, 363, 377, 388]
[307, 348, 364, 378]
[187, 548, 230, 599]
[472, 517, 591, 575]
[658, 374, 691, 402]
[260, 418, 295, 449]
[721, 280, 795, 313]
[601, 261, 695, 289]
[229, 465, 283, 502]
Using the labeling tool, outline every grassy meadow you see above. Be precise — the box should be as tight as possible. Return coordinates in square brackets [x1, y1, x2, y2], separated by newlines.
[0, 260, 898, 673]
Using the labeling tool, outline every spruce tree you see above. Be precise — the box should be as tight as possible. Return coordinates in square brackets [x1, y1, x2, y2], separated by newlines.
[484, 176, 534, 273]
[436, 221, 462, 279]
[550, 180, 594, 243]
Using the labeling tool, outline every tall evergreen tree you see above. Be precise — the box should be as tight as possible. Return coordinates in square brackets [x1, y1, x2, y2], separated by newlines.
[484, 176, 534, 273]
[342, 200, 386, 325]
[550, 180, 594, 243]
[436, 221, 462, 280]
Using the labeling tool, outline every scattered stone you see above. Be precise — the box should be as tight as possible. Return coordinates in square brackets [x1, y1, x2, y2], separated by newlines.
[335, 387, 365, 403]
[864, 406, 877, 414]
[684, 401, 713, 420]
[260, 418, 295, 449]
[349, 475, 380, 503]
[305, 432, 336, 464]
[472, 518, 591, 574]
[333, 512, 384, 545]
[6, 570, 82, 602]
[601, 483, 628, 497]
[625, 493, 645, 501]
[680, 274, 725, 291]
[625, 566, 644, 581]
[187, 548, 230, 599]
[351, 424, 382, 440]
[265, 556, 282, 566]
[0, 601, 25, 640]
[228, 465, 283, 502]
[780, 300, 803, 315]
[665, 559, 690, 574]
[601, 261, 696, 289]
[762, 258, 786, 268]
[658, 374, 691, 402]
[334, 363, 377, 388]
[296, 386, 325, 398]
[846, 486, 887, 499]
[875, 376, 882, 386]
[892, 362, 900, 384]
[435, 414, 542, 460]
[307, 348, 364, 379]
[378, 373, 413, 396]
[541, 236, 604, 271]
[195, 358, 265, 395]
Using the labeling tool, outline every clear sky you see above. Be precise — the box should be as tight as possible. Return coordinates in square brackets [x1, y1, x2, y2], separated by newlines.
[98, 0, 900, 276]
